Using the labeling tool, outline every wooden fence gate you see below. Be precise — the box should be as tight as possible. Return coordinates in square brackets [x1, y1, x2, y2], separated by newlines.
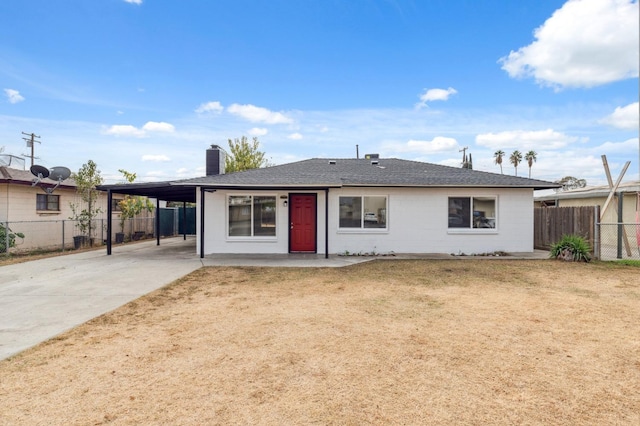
[534, 206, 599, 254]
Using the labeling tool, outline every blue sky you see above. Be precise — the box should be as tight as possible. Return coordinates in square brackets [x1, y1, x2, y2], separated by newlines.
[1, 0, 638, 184]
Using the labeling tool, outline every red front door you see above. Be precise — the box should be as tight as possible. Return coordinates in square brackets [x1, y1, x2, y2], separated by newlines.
[289, 194, 316, 252]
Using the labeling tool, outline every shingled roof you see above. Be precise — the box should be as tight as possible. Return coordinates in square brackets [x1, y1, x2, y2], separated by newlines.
[176, 158, 558, 190]
[0, 166, 77, 189]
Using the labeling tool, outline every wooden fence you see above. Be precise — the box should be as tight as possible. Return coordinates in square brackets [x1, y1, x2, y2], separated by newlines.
[534, 206, 599, 254]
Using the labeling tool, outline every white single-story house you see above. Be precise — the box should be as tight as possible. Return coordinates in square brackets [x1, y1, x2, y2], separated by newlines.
[99, 146, 558, 257]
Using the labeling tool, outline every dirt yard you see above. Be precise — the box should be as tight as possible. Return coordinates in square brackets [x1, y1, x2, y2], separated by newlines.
[1, 260, 639, 425]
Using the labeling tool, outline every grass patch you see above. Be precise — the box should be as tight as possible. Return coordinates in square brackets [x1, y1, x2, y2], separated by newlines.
[613, 259, 640, 267]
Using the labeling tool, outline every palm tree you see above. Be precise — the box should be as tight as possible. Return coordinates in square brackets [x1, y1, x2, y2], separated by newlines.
[510, 150, 522, 176]
[524, 150, 537, 178]
[493, 150, 505, 174]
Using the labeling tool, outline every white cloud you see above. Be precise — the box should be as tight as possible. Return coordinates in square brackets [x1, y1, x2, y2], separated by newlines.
[476, 129, 579, 150]
[248, 127, 268, 136]
[4, 88, 25, 104]
[499, 0, 639, 89]
[385, 136, 459, 154]
[104, 124, 145, 137]
[288, 132, 303, 140]
[142, 121, 175, 133]
[142, 154, 171, 162]
[124, 0, 142, 5]
[416, 87, 457, 108]
[593, 137, 639, 154]
[600, 102, 639, 129]
[104, 121, 175, 138]
[227, 103, 293, 124]
[195, 101, 224, 114]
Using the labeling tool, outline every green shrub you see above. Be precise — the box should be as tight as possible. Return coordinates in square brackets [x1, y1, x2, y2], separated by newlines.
[0, 223, 25, 252]
[550, 234, 591, 262]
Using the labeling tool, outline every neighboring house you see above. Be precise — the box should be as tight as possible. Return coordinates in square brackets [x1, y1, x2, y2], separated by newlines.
[1, 165, 80, 250]
[534, 181, 640, 223]
[100, 146, 558, 256]
[0, 166, 78, 223]
[0, 165, 151, 251]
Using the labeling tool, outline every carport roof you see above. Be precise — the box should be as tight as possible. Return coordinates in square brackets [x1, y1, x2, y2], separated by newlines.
[97, 181, 198, 203]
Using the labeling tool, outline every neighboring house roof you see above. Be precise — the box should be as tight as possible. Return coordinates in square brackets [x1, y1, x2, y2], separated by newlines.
[177, 158, 559, 190]
[535, 180, 640, 202]
[0, 166, 77, 190]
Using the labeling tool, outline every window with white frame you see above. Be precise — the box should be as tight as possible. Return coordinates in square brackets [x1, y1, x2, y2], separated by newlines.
[448, 197, 496, 229]
[36, 194, 60, 211]
[228, 195, 276, 237]
[339, 196, 387, 229]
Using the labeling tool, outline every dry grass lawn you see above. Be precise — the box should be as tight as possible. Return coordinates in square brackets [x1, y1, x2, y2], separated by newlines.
[1, 259, 639, 425]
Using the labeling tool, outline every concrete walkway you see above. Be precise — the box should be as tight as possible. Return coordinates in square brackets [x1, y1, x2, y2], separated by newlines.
[0, 236, 549, 360]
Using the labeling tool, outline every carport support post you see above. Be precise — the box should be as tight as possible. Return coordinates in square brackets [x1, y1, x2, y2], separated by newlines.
[106, 189, 113, 255]
[182, 201, 187, 240]
[200, 186, 205, 259]
[325, 188, 329, 259]
[156, 198, 160, 246]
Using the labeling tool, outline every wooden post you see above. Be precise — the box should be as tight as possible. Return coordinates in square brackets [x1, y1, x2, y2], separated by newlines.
[601, 155, 632, 255]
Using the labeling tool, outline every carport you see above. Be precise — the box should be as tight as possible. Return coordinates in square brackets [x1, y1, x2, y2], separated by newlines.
[97, 181, 201, 256]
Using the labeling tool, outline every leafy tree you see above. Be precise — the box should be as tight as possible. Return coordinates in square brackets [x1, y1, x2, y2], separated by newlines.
[493, 150, 505, 174]
[69, 160, 103, 245]
[524, 150, 537, 178]
[117, 169, 154, 239]
[225, 136, 272, 173]
[510, 150, 523, 176]
[554, 176, 587, 191]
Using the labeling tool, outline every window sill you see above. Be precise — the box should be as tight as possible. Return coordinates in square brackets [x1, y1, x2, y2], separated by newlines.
[37, 210, 61, 216]
[447, 229, 498, 235]
[337, 228, 389, 234]
[226, 237, 278, 242]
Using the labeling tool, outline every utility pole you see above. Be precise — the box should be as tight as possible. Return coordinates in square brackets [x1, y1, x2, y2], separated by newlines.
[459, 146, 469, 168]
[21, 132, 40, 167]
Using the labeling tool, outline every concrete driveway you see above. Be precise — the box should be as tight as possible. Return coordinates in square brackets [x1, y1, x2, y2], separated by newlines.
[0, 237, 207, 360]
[0, 237, 375, 361]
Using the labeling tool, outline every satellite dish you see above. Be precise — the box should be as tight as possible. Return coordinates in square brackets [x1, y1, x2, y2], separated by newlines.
[49, 166, 71, 181]
[30, 164, 50, 179]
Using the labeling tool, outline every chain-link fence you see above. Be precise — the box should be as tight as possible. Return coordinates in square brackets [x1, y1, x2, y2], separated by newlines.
[598, 223, 640, 261]
[1, 217, 161, 256]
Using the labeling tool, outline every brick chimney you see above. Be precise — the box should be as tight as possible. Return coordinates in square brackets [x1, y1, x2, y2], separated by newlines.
[206, 145, 226, 176]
